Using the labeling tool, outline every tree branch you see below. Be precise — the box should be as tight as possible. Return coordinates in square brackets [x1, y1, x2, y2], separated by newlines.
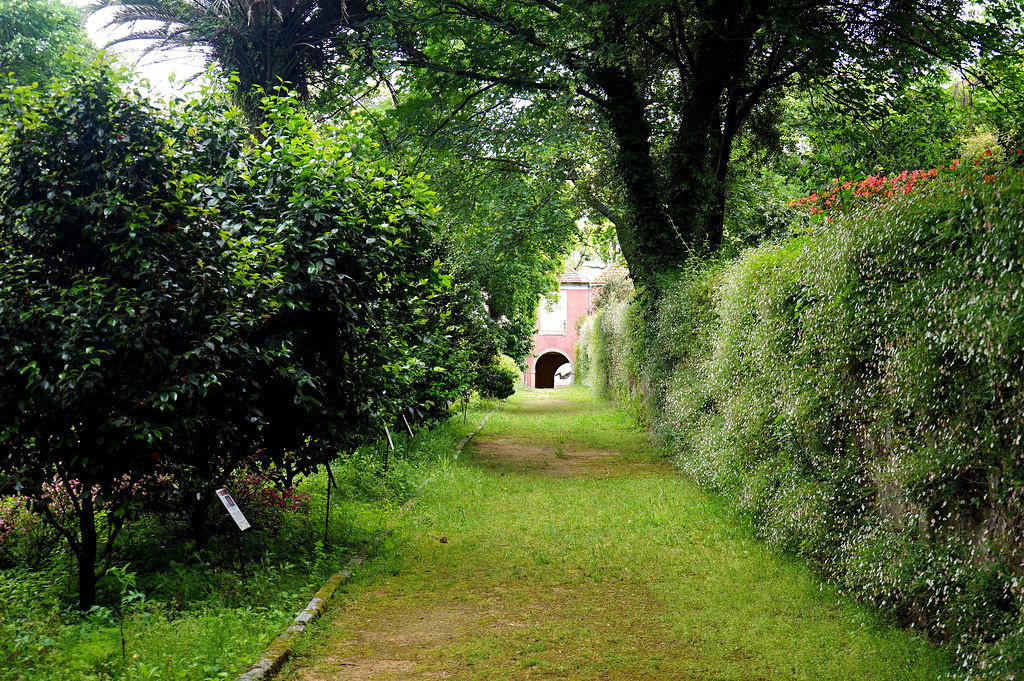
[397, 59, 566, 93]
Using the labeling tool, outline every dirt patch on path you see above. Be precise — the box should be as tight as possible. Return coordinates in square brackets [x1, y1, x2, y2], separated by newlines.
[290, 597, 489, 680]
[464, 391, 670, 477]
[510, 398, 592, 415]
[467, 437, 660, 477]
[288, 581, 685, 681]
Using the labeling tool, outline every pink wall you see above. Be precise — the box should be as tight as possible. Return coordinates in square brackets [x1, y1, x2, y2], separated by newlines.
[524, 284, 592, 388]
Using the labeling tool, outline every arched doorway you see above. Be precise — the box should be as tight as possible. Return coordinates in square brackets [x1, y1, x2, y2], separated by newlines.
[534, 351, 572, 389]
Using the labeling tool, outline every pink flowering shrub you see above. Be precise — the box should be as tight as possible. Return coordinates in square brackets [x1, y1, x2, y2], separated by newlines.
[227, 471, 311, 535]
[0, 471, 172, 568]
[35, 472, 166, 522]
[0, 496, 53, 567]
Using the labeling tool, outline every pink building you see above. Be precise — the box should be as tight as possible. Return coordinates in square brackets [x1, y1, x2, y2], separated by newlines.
[524, 268, 594, 389]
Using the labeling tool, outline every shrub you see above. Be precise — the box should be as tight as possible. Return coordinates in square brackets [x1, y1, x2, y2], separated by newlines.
[0, 496, 51, 567]
[477, 354, 520, 399]
[226, 471, 310, 537]
[0, 60, 474, 607]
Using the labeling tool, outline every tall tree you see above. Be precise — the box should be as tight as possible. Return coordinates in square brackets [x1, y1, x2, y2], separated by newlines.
[381, 0, 1019, 287]
[345, 74, 581, 359]
[0, 64, 452, 606]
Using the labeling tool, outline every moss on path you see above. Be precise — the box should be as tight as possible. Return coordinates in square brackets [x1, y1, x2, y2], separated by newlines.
[283, 387, 950, 681]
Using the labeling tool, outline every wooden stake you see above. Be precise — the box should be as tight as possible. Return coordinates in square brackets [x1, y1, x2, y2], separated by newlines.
[324, 468, 331, 546]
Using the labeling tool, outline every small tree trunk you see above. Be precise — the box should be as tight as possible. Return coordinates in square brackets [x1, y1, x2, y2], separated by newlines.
[77, 494, 98, 610]
[189, 493, 212, 548]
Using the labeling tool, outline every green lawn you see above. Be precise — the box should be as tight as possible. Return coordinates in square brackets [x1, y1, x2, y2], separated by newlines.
[284, 386, 952, 681]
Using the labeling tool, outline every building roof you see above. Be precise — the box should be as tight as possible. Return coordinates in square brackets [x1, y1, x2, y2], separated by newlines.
[559, 267, 586, 284]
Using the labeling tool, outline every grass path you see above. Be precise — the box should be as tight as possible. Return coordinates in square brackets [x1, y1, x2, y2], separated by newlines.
[282, 387, 951, 680]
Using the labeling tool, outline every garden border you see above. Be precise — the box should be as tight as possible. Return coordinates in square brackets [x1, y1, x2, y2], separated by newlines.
[233, 405, 497, 681]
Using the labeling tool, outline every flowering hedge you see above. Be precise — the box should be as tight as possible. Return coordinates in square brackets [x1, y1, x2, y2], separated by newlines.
[578, 166, 1024, 679]
[789, 150, 1022, 217]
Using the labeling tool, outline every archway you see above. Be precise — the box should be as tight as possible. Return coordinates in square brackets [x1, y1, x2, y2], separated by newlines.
[534, 351, 572, 389]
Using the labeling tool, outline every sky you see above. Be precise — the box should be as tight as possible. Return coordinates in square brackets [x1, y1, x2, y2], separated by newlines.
[71, 0, 207, 99]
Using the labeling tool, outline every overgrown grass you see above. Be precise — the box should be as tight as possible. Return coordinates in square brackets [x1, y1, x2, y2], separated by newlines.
[286, 388, 951, 681]
[0, 399, 494, 681]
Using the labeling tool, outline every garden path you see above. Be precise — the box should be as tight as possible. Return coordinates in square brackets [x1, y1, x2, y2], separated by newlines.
[282, 388, 949, 681]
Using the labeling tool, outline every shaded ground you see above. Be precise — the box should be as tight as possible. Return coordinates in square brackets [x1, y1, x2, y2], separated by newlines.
[283, 387, 950, 681]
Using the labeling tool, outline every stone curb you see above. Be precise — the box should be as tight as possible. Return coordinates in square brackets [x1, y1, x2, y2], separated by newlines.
[234, 541, 375, 681]
[455, 409, 494, 452]
[233, 406, 497, 681]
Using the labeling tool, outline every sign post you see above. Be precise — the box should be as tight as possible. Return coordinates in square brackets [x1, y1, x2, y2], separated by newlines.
[324, 464, 338, 546]
[216, 488, 251, 531]
[382, 425, 395, 477]
[216, 488, 250, 578]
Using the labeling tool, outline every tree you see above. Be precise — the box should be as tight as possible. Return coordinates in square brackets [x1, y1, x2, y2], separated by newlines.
[92, 0, 377, 109]
[94, 0, 587, 355]
[381, 0, 1019, 288]
[0, 63, 244, 607]
[0, 0, 92, 85]
[962, 3, 1024, 156]
[334, 69, 581, 360]
[784, 78, 970, 188]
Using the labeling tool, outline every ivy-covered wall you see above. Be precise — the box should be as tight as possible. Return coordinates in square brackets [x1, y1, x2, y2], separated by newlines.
[577, 172, 1024, 679]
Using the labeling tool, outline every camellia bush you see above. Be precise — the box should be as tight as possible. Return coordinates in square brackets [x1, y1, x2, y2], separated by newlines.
[0, 60, 486, 608]
[578, 165, 1024, 678]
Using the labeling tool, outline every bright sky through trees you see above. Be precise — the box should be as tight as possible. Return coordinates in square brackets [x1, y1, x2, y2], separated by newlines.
[70, 0, 205, 97]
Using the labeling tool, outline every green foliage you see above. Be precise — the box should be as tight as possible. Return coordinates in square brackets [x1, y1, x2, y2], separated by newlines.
[785, 80, 971, 188]
[578, 168, 1024, 678]
[338, 75, 580, 362]
[373, 0, 1020, 286]
[0, 0, 91, 86]
[476, 354, 519, 400]
[0, 60, 474, 607]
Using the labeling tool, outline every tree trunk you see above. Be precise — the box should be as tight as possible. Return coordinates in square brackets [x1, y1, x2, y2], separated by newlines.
[588, 65, 687, 289]
[189, 492, 212, 548]
[664, 120, 732, 258]
[77, 494, 98, 610]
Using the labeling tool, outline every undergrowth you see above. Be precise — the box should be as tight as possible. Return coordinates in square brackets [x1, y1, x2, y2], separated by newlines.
[0, 399, 493, 681]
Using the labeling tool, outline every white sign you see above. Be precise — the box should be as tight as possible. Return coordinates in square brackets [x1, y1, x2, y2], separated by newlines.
[215, 488, 251, 531]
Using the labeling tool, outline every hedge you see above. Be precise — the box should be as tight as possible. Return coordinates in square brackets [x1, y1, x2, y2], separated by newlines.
[578, 167, 1024, 679]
